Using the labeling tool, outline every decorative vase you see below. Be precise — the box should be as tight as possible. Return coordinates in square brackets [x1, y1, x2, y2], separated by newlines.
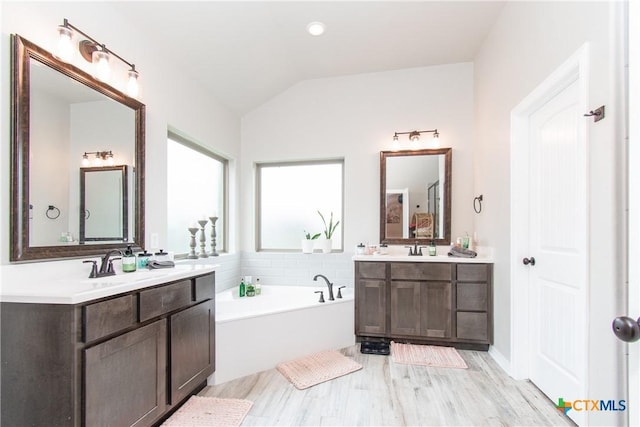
[319, 238, 332, 254]
[301, 239, 314, 254]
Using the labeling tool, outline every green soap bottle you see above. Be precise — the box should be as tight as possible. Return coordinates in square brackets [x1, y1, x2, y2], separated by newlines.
[122, 245, 137, 272]
[239, 277, 246, 297]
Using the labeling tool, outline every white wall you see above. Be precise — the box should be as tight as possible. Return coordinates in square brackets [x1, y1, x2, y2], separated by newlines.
[241, 63, 476, 254]
[0, 2, 241, 269]
[474, 1, 625, 425]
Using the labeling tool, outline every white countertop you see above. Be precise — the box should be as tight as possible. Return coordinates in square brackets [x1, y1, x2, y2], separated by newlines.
[352, 254, 492, 263]
[0, 263, 217, 305]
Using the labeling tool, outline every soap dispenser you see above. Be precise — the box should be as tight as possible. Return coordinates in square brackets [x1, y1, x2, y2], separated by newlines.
[122, 245, 137, 272]
[429, 240, 437, 256]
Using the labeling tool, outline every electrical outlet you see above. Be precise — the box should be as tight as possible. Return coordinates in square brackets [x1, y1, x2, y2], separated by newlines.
[150, 233, 159, 249]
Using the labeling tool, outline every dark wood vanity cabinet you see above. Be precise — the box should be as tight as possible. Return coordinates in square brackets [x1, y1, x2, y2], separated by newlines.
[355, 261, 492, 349]
[1, 272, 216, 427]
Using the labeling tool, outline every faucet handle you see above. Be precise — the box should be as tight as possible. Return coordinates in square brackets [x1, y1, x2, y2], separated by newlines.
[107, 257, 121, 274]
[337, 286, 346, 299]
[404, 245, 414, 256]
[314, 290, 325, 303]
[83, 260, 98, 278]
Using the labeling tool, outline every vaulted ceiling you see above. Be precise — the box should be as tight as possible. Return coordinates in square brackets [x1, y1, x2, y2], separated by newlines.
[112, 1, 506, 115]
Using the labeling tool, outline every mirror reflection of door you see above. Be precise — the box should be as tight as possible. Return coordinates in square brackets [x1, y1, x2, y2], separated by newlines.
[427, 180, 440, 238]
[80, 166, 128, 243]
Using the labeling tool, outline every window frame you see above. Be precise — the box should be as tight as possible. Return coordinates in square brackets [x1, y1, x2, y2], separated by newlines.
[255, 158, 345, 252]
[167, 130, 229, 255]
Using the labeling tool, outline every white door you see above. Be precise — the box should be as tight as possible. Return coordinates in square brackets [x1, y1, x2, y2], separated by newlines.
[626, 1, 640, 424]
[525, 78, 588, 426]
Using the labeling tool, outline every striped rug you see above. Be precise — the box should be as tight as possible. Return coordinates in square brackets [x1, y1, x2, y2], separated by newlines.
[277, 349, 363, 389]
[162, 396, 253, 427]
[390, 341, 468, 369]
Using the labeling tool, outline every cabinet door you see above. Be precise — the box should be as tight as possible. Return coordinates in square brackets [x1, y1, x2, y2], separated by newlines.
[85, 319, 167, 427]
[390, 281, 421, 336]
[356, 279, 387, 335]
[170, 299, 215, 405]
[420, 282, 452, 338]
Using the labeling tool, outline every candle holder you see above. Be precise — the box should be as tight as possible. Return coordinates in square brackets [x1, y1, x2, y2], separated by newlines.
[187, 227, 199, 259]
[209, 216, 219, 256]
[197, 219, 209, 258]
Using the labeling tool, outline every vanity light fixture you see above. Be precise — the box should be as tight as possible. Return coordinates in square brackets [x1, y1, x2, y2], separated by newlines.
[392, 129, 440, 147]
[56, 19, 140, 98]
[82, 151, 114, 167]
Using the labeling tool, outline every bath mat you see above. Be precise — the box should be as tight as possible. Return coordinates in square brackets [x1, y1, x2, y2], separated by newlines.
[162, 396, 253, 427]
[390, 341, 468, 369]
[276, 349, 363, 390]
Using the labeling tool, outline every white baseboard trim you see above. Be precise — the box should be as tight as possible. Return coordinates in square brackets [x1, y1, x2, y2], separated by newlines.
[488, 345, 513, 377]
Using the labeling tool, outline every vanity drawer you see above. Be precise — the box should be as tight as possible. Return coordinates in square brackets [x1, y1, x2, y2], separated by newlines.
[139, 280, 192, 322]
[357, 262, 386, 279]
[84, 294, 137, 342]
[390, 263, 451, 281]
[457, 264, 489, 282]
[194, 273, 215, 301]
[457, 283, 488, 311]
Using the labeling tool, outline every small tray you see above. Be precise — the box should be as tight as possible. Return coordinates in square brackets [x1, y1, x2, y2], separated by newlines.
[360, 341, 390, 355]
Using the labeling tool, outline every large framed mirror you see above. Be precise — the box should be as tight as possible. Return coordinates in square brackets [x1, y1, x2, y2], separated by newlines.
[10, 34, 145, 261]
[380, 148, 451, 245]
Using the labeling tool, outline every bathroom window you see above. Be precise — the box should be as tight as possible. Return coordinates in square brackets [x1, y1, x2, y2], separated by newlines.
[167, 132, 227, 256]
[257, 160, 343, 251]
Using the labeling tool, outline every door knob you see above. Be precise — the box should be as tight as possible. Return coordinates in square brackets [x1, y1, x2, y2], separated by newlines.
[522, 257, 536, 266]
[612, 316, 640, 343]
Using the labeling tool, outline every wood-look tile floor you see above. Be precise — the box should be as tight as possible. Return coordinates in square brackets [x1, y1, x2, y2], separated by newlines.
[200, 345, 575, 426]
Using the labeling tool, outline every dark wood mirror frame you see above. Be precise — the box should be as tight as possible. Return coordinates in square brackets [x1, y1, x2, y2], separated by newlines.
[380, 148, 452, 246]
[10, 34, 145, 261]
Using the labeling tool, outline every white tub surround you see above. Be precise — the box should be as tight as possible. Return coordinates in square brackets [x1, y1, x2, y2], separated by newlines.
[214, 285, 355, 385]
[0, 263, 217, 304]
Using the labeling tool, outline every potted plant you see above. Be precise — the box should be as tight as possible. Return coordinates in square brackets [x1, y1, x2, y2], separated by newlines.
[318, 211, 340, 253]
[302, 230, 320, 254]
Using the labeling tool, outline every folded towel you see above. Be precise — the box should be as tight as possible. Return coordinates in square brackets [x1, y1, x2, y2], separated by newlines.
[147, 260, 175, 269]
[448, 246, 477, 258]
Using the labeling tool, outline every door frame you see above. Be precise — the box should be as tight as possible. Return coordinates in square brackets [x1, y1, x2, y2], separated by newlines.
[509, 44, 590, 382]
[627, 0, 639, 424]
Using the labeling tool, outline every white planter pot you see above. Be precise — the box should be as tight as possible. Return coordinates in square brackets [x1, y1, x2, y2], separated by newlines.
[301, 239, 315, 254]
[318, 238, 332, 254]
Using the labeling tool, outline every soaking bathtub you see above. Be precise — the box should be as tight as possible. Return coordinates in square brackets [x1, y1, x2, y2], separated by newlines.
[211, 285, 355, 385]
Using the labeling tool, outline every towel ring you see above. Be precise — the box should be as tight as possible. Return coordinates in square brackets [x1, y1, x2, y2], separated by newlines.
[46, 205, 61, 220]
[473, 195, 483, 214]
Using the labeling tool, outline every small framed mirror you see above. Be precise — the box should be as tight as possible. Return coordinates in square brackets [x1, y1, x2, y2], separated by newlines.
[80, 166, 129, 243]
[380, 148, 452, 245]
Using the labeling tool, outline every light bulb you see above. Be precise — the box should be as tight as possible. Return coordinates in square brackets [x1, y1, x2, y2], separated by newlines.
[126, 69, 139, 98]
[93, 153, 102, 167]
[392, 134, 400, 150]
[56, 25, 74, 62]
[430, 132, 440, 148]
[81, 154, 89, 167]
[92, 49, 110, 82]
[306, 22, 326, 36]
[106, 153, 115, 166]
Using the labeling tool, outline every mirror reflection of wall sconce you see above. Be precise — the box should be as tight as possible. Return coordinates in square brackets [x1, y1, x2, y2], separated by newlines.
[392, 129, 440, 149]
[82, 150, 115, 167]
[56, 18, 140, 98]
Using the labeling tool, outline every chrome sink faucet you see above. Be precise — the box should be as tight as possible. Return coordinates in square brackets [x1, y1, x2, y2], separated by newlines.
[313, 274, 334, 301]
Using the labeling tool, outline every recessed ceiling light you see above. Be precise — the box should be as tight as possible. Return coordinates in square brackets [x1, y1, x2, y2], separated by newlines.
[306, 21, 325, 36]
